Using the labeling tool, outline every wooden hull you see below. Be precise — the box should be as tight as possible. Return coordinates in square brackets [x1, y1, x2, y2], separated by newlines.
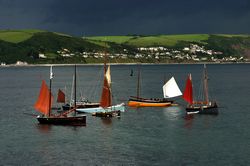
[128, 99, 173, 107]
[186, 103, 218, 115]
[37, 115, 86, 126]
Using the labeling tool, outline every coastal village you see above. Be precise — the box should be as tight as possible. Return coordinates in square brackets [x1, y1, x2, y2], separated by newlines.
[54, 44, 244, 62]
[0, 43, 245, 66]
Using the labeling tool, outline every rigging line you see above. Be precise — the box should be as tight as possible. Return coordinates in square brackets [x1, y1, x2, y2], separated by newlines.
[88, 65, 103, 101]
[198, 72, 204, 101]
[75, 66, 85, 101]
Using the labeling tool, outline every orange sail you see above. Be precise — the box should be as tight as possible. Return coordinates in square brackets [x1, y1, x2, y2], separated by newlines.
[100, 66, 112, 108]
[183, 74, 193, 104]
[34, 80, 53, 116]
[57, 89, 65, 103]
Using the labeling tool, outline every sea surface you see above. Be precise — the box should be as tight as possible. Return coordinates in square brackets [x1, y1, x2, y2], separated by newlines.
[0, 64, 250, 166]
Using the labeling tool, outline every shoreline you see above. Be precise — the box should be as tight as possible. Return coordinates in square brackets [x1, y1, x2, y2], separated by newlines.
[0, 61, 249, 67]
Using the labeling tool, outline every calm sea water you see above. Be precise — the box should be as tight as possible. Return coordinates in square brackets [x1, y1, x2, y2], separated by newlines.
[0, 64, 250, 166]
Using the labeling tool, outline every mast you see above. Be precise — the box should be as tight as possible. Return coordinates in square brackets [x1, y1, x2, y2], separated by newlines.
[74, 64, 77, 116]
[64, 85, 67, 104]
[48, 66, 53, 117]
[70, 75, 74, 107]
[203, 64, 209, 104]
[136, 65, 141, 98]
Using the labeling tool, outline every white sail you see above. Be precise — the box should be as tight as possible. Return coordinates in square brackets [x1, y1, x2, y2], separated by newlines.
[105, 65, 111, 86]
[163, 77, 182, 98]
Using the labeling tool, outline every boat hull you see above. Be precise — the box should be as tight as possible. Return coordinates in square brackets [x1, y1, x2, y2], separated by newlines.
[76, 103, 125, 114]
[92, 111, 121, 117]
[128, 100, 173, 107]
[128, 97, 174, 107]
[62, 102, 100, 111]
[186, 104, 218, 115]
[37, 115, 86, 126]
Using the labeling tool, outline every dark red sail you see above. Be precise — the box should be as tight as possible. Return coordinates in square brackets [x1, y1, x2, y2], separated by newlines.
[57, 89, 65, 103]
[183, 74, 193, 104]
[100, 66, 112, 108]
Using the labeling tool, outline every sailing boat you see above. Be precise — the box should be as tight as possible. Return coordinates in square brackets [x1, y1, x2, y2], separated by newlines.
[60, 66, 100, 111]
[76, 58, 125, 117]
[34, 65, 86, 125]
[128, 66, 182, 107]
[61, 75, 99, 111]
[183, 64, 218, 115]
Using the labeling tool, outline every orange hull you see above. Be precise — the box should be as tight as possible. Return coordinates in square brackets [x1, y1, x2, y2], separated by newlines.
[128, 100, 173, 107]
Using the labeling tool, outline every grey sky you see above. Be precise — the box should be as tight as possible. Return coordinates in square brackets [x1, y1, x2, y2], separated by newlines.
[0, 0, 249, 36]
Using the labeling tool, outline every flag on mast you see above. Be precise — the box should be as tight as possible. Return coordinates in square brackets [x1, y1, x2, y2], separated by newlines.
[50, 66, 54, 79]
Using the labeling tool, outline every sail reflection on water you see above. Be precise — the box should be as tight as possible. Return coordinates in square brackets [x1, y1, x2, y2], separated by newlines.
[162, 106, 183, 121]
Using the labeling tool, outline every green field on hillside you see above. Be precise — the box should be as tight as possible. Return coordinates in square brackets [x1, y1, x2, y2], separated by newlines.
[215, 34, 250, 38]
[0, 29, 45, 43]
[87, 34, 209, 47]
[86, 36, 135, 44]
[0, 29, 250, 64]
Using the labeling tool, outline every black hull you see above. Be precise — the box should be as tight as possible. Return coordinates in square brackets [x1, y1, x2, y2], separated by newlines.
[37, 115, 86, 126]
[186, 105, 218, 115]
[92, 111, 121, 118]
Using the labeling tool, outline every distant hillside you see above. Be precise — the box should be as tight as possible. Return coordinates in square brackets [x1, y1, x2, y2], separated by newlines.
[86, 34, 250, 58]
[0, 29, 45, 43]
[0, 30, 106, 64]
[87, 34, 210, 47]
[1, 29, 250, 64]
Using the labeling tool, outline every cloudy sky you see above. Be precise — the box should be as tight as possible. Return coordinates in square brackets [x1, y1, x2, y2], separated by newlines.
[0, 0, 249, 36]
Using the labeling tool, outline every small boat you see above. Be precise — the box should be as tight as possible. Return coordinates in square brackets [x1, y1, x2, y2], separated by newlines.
[76, 55, 125, 117]
[61, 73, 100, 111]
[128, 96, 173, 107]
[62, 101, 100, 111]
[34, 65, 86, 126]
[183, 64, 218, 115]
[58, 71, 100, 111]
[128, 66, 182, 107]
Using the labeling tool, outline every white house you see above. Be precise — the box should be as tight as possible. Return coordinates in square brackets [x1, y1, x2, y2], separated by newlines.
[39, 53, 47, 59]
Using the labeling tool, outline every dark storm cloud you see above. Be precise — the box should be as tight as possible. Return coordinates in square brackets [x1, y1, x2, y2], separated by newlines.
[0, 0, 250, 36]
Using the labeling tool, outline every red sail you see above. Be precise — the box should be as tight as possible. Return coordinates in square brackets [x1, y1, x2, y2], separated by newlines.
[183, 74, 193, 104]
[34, 80, 53, 116]
[100, 76, 111, 108]
[57, 89, 65, 103]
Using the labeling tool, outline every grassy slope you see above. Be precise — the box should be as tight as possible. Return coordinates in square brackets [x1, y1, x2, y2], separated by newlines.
[0, 29, 45, 43]
[126, 34, 209, 47]
[1, 29, 250, 64]
[86, 36, 134, 44]
[0, 31, 105, 64]
[87, 34, 210, 47]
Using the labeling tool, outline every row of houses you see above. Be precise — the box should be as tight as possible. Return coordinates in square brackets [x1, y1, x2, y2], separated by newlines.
[36, 44, 245, 63]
